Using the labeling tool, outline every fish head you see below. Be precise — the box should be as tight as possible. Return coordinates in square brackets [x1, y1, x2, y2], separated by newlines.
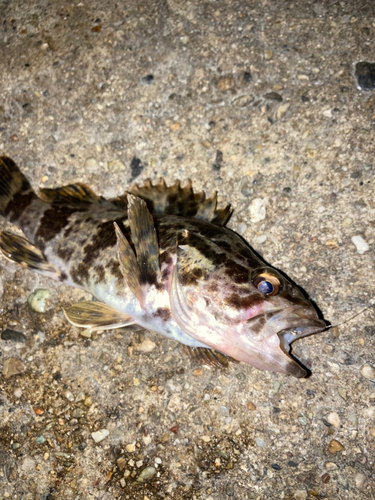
[170, 230, 326, 377]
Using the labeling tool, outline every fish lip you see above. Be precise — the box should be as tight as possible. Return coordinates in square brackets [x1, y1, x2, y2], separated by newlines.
[277, 318, 326, 378]
[278, 317, 327, 344]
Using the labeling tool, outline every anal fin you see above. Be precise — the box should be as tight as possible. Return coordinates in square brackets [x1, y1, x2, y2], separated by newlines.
[63, 300, 135, 331]
[182, 345, 237, 368]
[0, 231, 61, 280]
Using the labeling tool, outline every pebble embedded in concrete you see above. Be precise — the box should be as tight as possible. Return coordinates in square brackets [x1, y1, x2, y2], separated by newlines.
[91, 429, 109, 443]
[351, 235, 369, 254]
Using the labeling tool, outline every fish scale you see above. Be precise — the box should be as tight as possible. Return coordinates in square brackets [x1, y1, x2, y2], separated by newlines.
[0, 156, 326, 377]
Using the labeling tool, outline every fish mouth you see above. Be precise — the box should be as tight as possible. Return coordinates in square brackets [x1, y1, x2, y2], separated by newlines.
[276, 316, 327, 378]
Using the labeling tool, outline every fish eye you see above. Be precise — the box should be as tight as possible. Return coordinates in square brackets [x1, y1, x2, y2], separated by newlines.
[252, 272, 281, 296]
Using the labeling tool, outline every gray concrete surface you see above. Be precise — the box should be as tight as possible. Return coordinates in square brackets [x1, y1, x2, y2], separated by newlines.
[0, 1, 374, 499]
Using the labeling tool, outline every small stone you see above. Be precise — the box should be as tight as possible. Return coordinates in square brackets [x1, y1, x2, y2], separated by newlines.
[337, 387, 347, 400]
[84, 157, 99, 172]
[117, 457, 126, 470]
[1, 329, 26, 343]
[247, 402, 256, 410]
[72, 408, 84, 418]
[249, 198, 267, 223]
[91, 429, 109, 443]
[14, 388, 22, 398]
[232, 95, 253, 107]
[108, 159, 126, 172]
[141, 74, 154, 84]
[33, 407, 44, 415]
[65, 391, 74, 402]
[135, 339, 156, 352]
[298, 414, 307, 426]
[325, 239, 338, 248]
[328, 439, 344, 454]
[327, 412, 340, 428]
[2, 358, 25, 378]
[217, 76, 234, 91]
[202, 435, 211, 443]
[265, 92, 282, 102]
[219, 406, 230, 417]
[293, 490, 307, 500]
[321, 473, 330, 483]
[192, 368, 203, 376]
[351, 235, 369, 254]
[355, 473, 367, 490]
[265, 50, 273, 59]
[35, 435, 46, 445]
[136, 466, 157, 483]
[126, 443, 135, 452]
[75, 392, 85, 403]
[27, 289, 50, 313]
[84, 396, 93, 407]
[355, 61, 375, 91]
[243, 71, 252, 82]
[370, 427, 375, 437]
[276, 102, 290, 120]
[360, 363, 375, 381]
[80, 329, 92, 338]
[325, 462, 338, 471]
[255, 437, 265, 447]
[13, 443, 21, 449]
[180, 35, 189, 44]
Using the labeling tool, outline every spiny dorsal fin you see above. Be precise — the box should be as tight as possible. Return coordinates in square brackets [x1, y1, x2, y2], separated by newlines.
[40, 184, 101, 206]
[112, 179, 232, 227]
[0, 231, 61, 281]
[63, 300, 135, 331]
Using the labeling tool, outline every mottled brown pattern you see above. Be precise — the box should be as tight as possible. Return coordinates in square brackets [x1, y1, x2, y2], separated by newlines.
[35, 207, 86, 247]
[56, 245, 75, 261]
[60, 271, 68, 282]
[108, 258, 124, 281]
[179, 267, 204, 286]
[153, 307, 172, 321]
[224, 293, 264, 310]
[94, 264, 105, 283]
[5, 191, 36, 223]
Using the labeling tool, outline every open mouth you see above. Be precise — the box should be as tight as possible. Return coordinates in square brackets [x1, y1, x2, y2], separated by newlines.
[278, 318, 327, 377]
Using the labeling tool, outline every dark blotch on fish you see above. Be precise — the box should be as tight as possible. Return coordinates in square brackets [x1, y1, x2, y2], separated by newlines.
[6, 190, 35, 223]
[56, 246, 74, 261]
[153, 307, 172, 322]
[36, 207, 85, 247]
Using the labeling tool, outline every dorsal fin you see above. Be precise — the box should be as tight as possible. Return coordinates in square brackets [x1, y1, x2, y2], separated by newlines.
[40, 184, 101, 205]
[112, 179, 232, 227]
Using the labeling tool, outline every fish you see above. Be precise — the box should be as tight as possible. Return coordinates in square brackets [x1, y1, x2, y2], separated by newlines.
[0, 156, 326, 378]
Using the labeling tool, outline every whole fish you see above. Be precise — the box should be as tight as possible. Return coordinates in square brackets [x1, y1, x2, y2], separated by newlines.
[0, 156, 325, 377]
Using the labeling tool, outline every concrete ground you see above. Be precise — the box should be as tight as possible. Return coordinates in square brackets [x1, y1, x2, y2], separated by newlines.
[0, 0, 374, 499]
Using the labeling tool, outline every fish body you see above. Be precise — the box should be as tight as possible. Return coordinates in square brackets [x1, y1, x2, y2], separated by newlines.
[0, 156, 325, 377]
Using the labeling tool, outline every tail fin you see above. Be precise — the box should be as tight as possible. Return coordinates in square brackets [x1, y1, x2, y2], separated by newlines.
[0, 156, 35, 221]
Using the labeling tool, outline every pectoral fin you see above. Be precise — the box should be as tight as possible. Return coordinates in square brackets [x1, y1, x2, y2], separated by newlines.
[0, 231, 61, 281]
[115, 195, 163, 310]
[63, 301, 135, 331]
[182, 345, 237, 368]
